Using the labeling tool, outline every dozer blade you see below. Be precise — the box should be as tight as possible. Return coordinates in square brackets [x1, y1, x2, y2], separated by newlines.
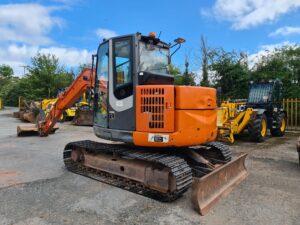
[72, 109, 93, 126]
[191, 153, 248, 216]
[17, 124, 59, 136]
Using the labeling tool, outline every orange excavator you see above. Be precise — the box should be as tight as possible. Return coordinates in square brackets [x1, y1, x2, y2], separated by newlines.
[17, 68, 95, 136]
[17, 32, 248, 215]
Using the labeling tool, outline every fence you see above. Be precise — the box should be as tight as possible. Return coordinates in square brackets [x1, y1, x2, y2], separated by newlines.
[283, 98, 300, 131]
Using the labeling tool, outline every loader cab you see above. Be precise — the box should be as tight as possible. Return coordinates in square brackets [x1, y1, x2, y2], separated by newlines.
[247, 79, 283, 110]
[246, 79, 285, 131]
[93, 32, 174, 142]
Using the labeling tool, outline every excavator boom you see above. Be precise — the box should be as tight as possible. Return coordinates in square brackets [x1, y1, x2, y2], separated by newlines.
[17, 68, 95, 136]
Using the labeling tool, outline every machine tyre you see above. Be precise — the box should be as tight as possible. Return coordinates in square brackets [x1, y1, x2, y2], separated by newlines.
[270, 113, 286, 137]
[248, 114, 267, 142]
[59, 112, 67, 123]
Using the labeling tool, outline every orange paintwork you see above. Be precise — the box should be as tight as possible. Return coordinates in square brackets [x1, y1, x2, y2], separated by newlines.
[39, 68, 95, 135]
[175, 86, 216, 109]
[133, 85, 217, 147]
[136, 85, 174, 132]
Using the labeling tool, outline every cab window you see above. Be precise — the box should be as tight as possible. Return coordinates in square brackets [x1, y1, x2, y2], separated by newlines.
[113, 38, 133, 99]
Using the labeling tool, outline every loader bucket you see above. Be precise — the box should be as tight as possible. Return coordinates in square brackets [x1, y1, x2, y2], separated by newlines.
[17, 124, 59, 136]
[72, 109, 93, 126]
[191, 153, 248, 215]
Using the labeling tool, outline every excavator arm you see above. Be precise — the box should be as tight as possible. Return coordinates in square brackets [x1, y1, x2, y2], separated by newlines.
[17, 68, 95, 136]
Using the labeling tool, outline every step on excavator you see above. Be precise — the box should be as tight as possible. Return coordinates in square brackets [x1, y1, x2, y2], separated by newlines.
[17, 32, 248, 215]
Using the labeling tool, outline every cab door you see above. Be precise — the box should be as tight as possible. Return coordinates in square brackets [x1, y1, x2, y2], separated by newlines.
[94, 41, 109, 128]
[108, 36, 135, 131]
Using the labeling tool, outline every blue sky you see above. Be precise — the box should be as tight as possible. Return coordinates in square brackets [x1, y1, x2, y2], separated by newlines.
[0, 0, 300, 77]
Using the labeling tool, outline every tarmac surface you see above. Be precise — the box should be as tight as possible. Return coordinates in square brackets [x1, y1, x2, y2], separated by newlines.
[0, 107, 299, 225]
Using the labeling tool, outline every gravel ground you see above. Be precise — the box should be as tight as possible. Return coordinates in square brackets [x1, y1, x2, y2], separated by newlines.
[0, 107, 299, 225]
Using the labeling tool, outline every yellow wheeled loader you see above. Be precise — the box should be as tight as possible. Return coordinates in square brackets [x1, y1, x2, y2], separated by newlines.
[217, 100, 256, 143]
[218, 80, 287, 143]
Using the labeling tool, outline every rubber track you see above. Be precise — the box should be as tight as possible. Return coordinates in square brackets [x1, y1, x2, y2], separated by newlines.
[190, 142, 232, 177]
[63, 140, 193, 202]
[205, 142, 232, 162]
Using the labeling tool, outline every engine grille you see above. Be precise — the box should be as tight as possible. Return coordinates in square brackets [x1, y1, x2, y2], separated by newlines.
[136, 86, 174, 132]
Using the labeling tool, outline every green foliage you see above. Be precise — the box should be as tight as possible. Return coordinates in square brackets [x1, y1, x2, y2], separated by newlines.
[26, 53, 74, 99]
[169, 64, 183, 85]
[0, 65, 13, 78]
[181, 71, 196, 86]
[200, 35, 210, 87]
[0, 54, 74, 106]
[169, 63, 196, 86]
[209, 49, 250, 99]
[251, 45, 300, 98]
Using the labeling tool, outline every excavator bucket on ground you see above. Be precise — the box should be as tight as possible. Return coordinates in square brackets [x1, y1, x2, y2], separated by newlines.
[72, 108, 93, 126]
[192, 153, 248, 215]
[17, 124, 59, 136]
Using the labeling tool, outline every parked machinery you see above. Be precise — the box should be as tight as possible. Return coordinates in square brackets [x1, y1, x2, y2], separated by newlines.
[17, 32, 248, 215]
[218, 80, 287, 143]
[72, 92, 94, 126]
[0, 98, 3, 110]
[41, 98, 77, 122]
[12, 96, 41, 123]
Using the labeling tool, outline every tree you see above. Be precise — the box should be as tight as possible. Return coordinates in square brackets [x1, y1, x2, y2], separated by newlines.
[181, 57, 196, 86]
[26, 53, 74, 99]
[169, 64, 182, 85]
[200, 35, 210, 86]
[0, 65, 14, 88]
[0, 54, 75, 106]
[251, 45, 300, 98]
[209, 48, 250, 99]
[0, 65, 13, 78]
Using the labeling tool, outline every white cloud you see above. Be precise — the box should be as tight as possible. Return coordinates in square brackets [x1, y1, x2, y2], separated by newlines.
[206, 0, 300, 29]
[0, 3, 97, 76]
[269, 26, 300, 36]
[96, 28, 117, 40]
[0, 3, 62, 45]
[248, 41, 296, 69]
[0, 44, 93, 76]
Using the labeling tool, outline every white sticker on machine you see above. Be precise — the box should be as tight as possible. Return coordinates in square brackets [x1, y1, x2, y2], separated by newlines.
[148, 134, 169, 143]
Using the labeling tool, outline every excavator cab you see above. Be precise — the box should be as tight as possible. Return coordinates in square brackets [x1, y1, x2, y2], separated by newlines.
[92, 32, 221, 147]
[93, 33, 173, 140]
